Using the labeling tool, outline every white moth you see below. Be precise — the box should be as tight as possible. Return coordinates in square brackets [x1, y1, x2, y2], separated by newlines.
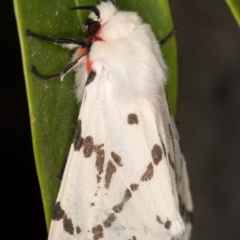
[27, 1, 193, 239]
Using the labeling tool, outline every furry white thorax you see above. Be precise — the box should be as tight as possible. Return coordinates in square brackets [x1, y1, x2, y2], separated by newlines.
[74, 1, 166, 120]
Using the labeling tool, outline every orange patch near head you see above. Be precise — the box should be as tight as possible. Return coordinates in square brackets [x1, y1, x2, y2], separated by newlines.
[75, 47, 88, 58]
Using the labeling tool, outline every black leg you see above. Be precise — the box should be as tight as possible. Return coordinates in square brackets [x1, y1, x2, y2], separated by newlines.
[26, 29, 85, 47]
[159, 27, 178, 45]
[31, 55, 86, 80]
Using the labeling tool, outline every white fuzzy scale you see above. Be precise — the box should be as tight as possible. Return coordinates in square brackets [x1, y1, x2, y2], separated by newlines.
[48, 1, 193, 240]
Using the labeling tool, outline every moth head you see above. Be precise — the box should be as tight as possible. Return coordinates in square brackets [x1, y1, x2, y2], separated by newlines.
[70, 5, 101, 36]
[70, 1, 116, 37]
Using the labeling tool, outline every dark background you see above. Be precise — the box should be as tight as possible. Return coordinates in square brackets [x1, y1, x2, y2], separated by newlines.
[2, 0, 240, 239]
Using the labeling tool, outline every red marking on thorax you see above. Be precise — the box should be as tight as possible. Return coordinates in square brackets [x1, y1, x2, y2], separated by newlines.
[86, 55, 92, 74]
[84, 27, 106, 74]
[85, 29, 103, 73]
[93, 35, 103, 42]
[75, 47, 92, 74]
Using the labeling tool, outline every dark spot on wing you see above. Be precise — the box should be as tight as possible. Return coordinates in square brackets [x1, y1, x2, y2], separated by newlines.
[76, 226, 81, 234]
[156, 215, 163, 224]
[123, 188, 132, 202]
[83, 136, 94, 157]
[91, 203, 95, 206]
[103, 213, 117, 228]
[52, 202, 65, 220]
[152, 144, 162, 165]
[164, 220, 171, 229]
[127, 113, 139, 125]
[63, 215, 74, 235]
[94, 144, 105, 175]
[111, 152, 123, 166]
[92, 225, 104, 240]
[128, 237, 137, 240]
[73, 119, 83, 151]
[86, 70, 96, 86]
[159, 135, 166, 157]
[57, 151, 69, 180]
[141, 162, 154, 181]
[113, 202, 124, 213]
[105, 160, 117, 189]
[130, 184, 139, 191]
[156, 216, 171, 230]
[96, 175, 101, 183]
[113, 189, 132, 213]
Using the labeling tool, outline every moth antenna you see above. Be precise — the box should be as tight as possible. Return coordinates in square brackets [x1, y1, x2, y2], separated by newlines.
[70, 6, 100, 19]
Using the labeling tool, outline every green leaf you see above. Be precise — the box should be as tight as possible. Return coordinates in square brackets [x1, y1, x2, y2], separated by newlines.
[13, 0, 177, 229]
[226, 0, 240, 26]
